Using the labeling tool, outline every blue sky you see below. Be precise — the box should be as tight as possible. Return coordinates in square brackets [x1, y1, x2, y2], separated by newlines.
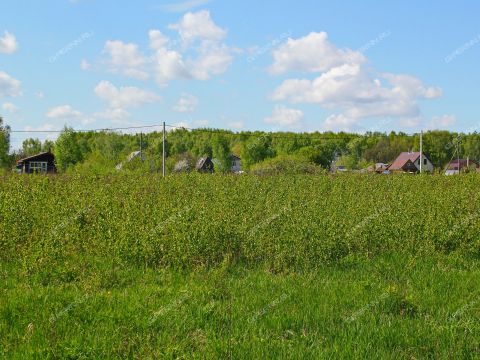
[1, 0, 480, 149]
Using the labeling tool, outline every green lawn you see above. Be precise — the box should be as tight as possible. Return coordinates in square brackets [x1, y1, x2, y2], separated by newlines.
[2, 252, 479, 359]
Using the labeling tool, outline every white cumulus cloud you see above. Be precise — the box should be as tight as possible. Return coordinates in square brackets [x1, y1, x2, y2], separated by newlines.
[189, 42, 233, 80]
[0, 71, 21, 97]
[428, 114, 457, 129]
[265, 105, 304, 128]
[168, 10, 226, 45]
[2, 102, 19, 113]
[0, 31, 19, 54]
[46, 105, 83, 119]
[94, 81, 161, 108]
[173, 93, 199, 112]
[103, 40, 149, 80]
[46, 104, 96, 125]
[152, 46, 191, 85]
[269, 32, 442, 131]
[324, 114, 361, 132]
[96, 11, 235, 87]
[149, 30, 169, 51]
[270, 32, 365, 75]
[94, 108, 131, 122]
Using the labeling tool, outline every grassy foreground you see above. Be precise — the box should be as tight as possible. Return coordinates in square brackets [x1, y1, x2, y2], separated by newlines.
[1, 174, 480, 358]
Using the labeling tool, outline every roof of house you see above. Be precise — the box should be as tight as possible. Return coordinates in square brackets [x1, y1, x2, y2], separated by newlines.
[115, 151, 143, 170]
[375, 163, 389, 171]
[230, 154, 241, 160]
[388, 152, 426, 170]
[447, 159, 479, 169]
[17, 151, 54, 164]
[196, 157, 213, 170]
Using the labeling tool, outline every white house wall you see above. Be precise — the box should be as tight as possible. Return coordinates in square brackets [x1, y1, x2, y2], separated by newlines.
[415, 155, 434, 172]
[232, 159, 242, 172]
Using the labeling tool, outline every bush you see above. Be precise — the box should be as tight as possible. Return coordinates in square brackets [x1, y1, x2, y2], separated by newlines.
[250, 155, 323, 175]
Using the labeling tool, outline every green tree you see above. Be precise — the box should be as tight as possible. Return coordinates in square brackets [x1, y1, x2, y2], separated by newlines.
[241, 135, 275, 169]
[43, 140, 55, 152]
[0, 117, 10, 168]
[421, 131, 455, 167]
[191, 132, 213, 158]
[296, 142, 338, 169]
[463, 133, 480, 162]
[212, 134, 231, 172]
[54, 127, 84, 171]
[335, 154, 358, 169]
[22, 138, 42, 157]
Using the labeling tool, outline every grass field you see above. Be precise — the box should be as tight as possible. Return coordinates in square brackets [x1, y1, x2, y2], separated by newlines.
[1, 174, 480, 358]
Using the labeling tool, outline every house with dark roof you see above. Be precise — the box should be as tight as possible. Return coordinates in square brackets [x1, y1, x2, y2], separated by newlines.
[16, 151, 56, 174]
[195, 157, 214, 173]
[388, 152, 434, 173]
[445, 159, 479, 175]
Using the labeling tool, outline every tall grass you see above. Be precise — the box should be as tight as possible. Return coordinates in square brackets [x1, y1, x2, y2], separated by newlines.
[1, 174, 480, 358]
[1, 173, 479, 272]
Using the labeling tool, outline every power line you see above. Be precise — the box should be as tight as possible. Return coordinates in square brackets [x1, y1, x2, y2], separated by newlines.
[9, 124, 166, 133]
[8, 122, 421, 143]
[7, 123, 372, 141]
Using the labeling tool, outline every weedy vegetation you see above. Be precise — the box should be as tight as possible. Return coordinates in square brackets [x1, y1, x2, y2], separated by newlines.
[1, 173, 479, 358]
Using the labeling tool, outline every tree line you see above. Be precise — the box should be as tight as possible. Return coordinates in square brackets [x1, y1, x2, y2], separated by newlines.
[1, 116, 479, 174]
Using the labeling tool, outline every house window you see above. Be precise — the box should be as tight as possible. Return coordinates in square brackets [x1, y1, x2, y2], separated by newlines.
[29, 161, 48, 173]
[424, 159, 427, 165]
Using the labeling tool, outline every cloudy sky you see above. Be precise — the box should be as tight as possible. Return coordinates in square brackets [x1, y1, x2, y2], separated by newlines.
[1, 0, 479, 148]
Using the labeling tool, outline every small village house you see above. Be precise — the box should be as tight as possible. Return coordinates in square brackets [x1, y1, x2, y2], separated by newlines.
[16, 151, 56, 174]
[195, 157, 215, 173]
[367, 163, 390, 174]
[230, 155, 242, 173]
[388, 152, 434, 173]
[212, 154, 243, 173]
[445, 159, 479, 175]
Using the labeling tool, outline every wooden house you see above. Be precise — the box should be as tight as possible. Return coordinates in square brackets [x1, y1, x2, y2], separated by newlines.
[195, 157, 214, 173]
[16, 151, 56, 174]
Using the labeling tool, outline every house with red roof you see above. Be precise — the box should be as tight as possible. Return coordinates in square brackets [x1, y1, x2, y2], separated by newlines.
[388, 152, 434, 173]
[445, 159, 479, 175]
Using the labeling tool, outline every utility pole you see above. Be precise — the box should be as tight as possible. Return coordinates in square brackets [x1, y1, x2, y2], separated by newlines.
[140, 132, 143, 162]
[457, 138, 460, 174]
[162, 122, 166, 178]
[419, 130, 423, 173]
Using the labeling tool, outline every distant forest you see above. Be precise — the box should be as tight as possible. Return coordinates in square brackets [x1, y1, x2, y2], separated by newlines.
[2, 117, 480, 174]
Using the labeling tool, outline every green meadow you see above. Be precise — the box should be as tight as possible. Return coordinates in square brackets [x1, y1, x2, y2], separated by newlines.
[1, 174, 479, 358]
